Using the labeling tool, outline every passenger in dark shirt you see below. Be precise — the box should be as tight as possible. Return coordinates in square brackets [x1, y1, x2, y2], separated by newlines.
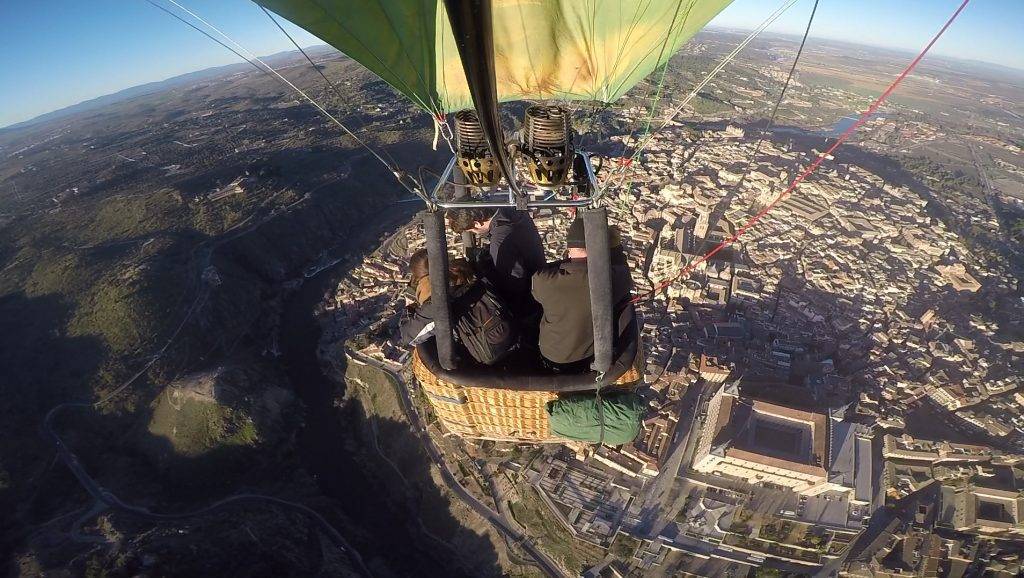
[448, 207, 545, 315]
[532, 219, 634, 368]
[400, 249, 517, 366]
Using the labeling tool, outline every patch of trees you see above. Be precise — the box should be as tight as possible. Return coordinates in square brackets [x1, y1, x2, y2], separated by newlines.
[900, 155, 983, 200]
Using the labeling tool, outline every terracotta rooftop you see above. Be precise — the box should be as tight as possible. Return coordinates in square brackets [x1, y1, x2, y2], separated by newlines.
[708, 389, 829, 477]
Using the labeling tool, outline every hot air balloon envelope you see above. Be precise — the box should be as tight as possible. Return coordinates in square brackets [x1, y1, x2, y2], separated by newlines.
[254, 0, 734, 113]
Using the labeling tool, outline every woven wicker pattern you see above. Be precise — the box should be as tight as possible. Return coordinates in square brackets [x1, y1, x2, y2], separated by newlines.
[412, 350, 640, 441]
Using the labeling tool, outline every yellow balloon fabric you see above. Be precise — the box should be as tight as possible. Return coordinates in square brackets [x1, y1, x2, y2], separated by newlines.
[255, 0, 733, 113]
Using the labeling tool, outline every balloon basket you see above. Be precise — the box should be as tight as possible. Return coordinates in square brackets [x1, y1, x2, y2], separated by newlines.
[411, 349, 640, 442]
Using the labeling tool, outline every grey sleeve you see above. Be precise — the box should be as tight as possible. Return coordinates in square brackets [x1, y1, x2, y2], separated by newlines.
[400, 303, 435, 346]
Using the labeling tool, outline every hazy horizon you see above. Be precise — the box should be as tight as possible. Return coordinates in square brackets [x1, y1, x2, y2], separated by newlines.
[3, 0, 1022, 129]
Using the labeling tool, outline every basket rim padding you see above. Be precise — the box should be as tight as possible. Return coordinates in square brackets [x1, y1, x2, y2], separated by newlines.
[414, 316, 639, 392]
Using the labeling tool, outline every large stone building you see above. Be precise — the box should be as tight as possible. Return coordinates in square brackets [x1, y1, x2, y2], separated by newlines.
[940, 484, 1024, 536]
[649, 227, 683, 281]
[828, 419, 876, 506]
[692, 384, 834, 494]
[778, 192, 829, 222]
[934, 263, 982, 292]
[623, 413, 680, 477]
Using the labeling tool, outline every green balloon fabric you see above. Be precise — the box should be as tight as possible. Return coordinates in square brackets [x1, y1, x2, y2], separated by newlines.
[254, 0, 734, 114]
[547, 390, 644, 446]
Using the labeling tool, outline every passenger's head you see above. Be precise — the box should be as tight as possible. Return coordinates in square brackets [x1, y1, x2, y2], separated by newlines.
[566, 217, 588, 259]
[448, 207, 494, 235]
[407, 249, 477, 289]
[565, 218, 622, 259]
[448, 258, 476, 288]
[409, 249, 429, 287]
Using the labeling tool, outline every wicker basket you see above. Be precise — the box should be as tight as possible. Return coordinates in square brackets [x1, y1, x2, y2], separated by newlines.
[412, 350, 641, 441]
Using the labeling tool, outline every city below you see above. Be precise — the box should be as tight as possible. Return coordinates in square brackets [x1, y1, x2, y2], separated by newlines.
[2, 27, 1022, 578]
[330, 116, 1023, 576]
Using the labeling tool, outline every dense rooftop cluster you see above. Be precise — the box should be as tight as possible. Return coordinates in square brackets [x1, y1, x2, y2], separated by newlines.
[322, 112, 1022, 575]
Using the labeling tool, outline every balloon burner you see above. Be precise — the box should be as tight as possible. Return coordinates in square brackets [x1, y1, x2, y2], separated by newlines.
[454, 110, 500, 187]
[521, 105, 573, 187]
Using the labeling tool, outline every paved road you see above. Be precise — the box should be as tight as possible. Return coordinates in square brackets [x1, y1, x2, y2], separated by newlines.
[347, 351, 567, 578]
[39, 181, 408, 576]
[634, 380, 710, 538]
[43, 402, 372, 576]
[481, 462, 527, 535]
[964, 141, 1024, 278]
[969, 142, 1010, 230]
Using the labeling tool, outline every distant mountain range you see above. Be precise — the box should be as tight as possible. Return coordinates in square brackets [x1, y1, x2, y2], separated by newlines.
[1, 45, 338, 133]
[6, 30, 1022, 133]
[709, 27, 1024, 85]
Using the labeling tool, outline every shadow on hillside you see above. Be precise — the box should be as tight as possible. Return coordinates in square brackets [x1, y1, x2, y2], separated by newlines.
[0, 291, 106, 417]
[0, 292, 107, 564]
[16, 460, 365, 577]
[278, 266, 503, 576]
[11, 340, 501, 577]
[120, 363, 301, 499]
[6, 201, 473, 576]
[41, 201, 496, 576]
[337, 399, 506, 578]
[110, 383, 502, 577]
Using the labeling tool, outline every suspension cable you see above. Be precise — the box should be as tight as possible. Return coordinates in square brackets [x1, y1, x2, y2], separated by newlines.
[632, 0, 973, 304]
[259, 4, 328, 85]
[611, 0, 801, 179]
[153, 0, 423, 198]
[740, 0, 819, 183]
[257, 4, 403, 168]
[144, 0, 269, 77]
[694, 0, 819, 253]
[616, 0, 698, 164]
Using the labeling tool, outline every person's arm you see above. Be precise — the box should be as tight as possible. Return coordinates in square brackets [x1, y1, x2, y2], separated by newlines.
[471, 244, 498, 281]
[400, 301, 436, 346]
[523, 223, 547, 273]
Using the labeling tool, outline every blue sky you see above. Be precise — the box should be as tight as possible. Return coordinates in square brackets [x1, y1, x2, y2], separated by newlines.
[711, 0, 1023, 67]
[1, 0, 1021, 128]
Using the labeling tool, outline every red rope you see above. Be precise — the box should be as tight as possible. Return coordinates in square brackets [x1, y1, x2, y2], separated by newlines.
[632, 0, 971, 304]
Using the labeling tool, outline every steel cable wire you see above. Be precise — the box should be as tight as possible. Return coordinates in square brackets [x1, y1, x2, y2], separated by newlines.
[631, 0, 973, 304]
[152, 0, 422, 198]
[257, 4, 403, 169]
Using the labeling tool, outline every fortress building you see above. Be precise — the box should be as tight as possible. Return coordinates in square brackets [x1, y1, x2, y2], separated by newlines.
[693, 384, 872, 498]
